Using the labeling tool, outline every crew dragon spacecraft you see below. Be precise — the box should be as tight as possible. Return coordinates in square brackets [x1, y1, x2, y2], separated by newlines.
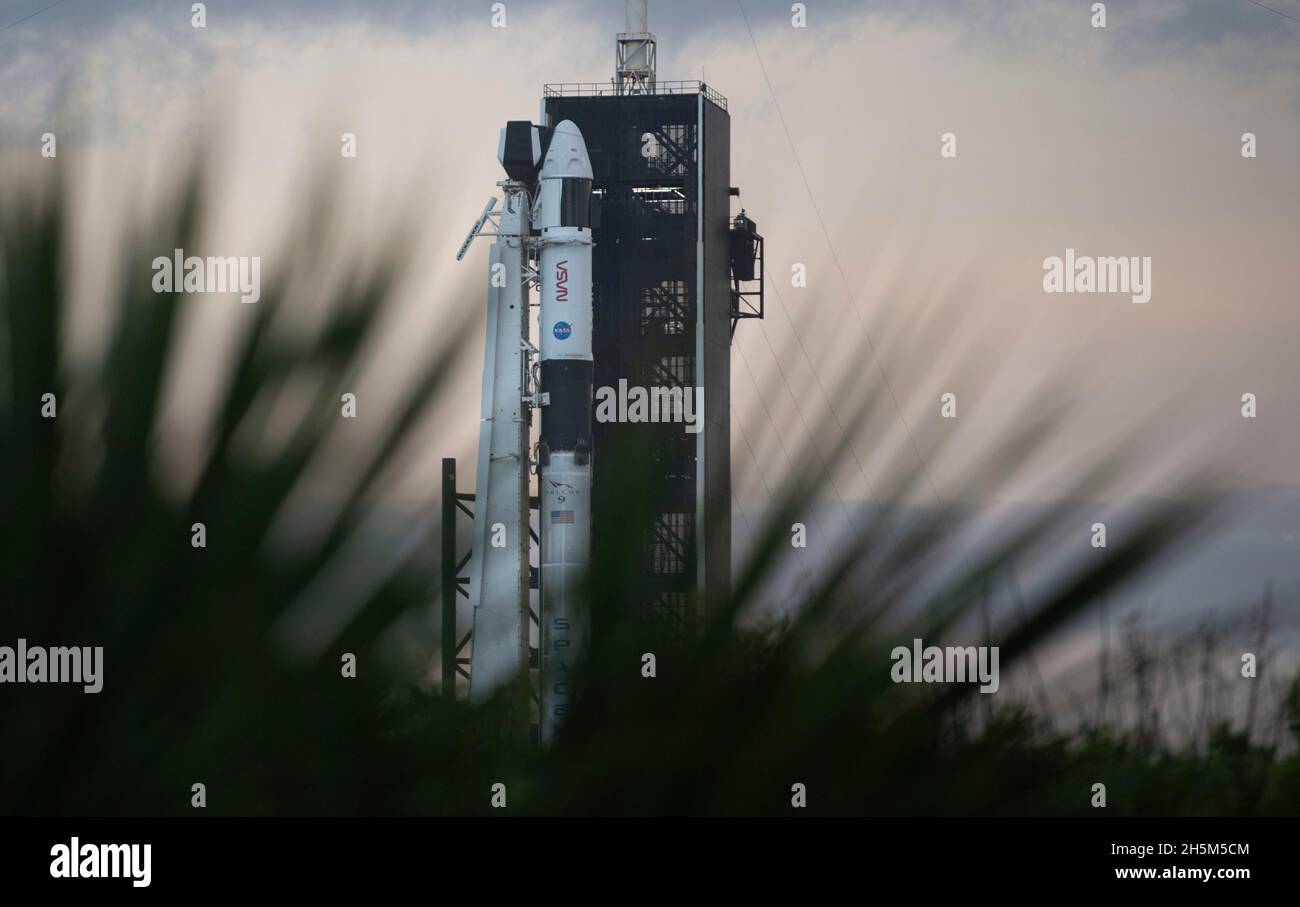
[454, 0, 765, 742]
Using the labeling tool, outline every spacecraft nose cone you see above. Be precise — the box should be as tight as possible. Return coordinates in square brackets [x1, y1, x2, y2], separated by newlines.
[541, 119, 593, 180]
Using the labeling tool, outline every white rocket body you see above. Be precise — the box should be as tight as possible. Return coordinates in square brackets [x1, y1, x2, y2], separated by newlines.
[537, 120, 594, 742]
[538, 245, 592, 362]
[466, 184, 531, 704]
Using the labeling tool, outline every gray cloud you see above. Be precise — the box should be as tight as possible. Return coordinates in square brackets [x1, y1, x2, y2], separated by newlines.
[2, 0, 1297, 511]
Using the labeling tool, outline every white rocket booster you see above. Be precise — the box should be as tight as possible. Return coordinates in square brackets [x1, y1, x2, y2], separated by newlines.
[537, 120, 594, 742]
[463, 125, 543, 704]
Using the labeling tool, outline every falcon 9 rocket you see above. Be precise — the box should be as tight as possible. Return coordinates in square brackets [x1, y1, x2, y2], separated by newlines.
[458, 118, 594, 741]
[536, 120, 594, 742]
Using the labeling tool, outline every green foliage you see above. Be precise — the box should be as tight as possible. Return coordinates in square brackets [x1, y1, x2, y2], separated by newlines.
[2, 160, 1297, 817]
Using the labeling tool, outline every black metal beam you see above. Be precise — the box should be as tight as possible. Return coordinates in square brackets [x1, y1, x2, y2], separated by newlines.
[441, 458, 457, 698]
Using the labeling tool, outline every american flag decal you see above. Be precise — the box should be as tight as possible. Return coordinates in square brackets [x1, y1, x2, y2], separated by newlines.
[550, 510, 574, 524]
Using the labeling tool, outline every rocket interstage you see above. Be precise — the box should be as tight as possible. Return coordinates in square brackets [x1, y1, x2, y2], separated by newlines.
[537, 120, 594, 742]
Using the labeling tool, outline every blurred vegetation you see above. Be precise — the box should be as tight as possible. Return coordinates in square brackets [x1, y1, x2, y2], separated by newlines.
[3, 160, 1299, 817]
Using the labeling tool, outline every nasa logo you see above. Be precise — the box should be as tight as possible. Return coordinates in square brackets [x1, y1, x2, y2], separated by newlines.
[555, 259, 569, 301]
[553, 321, 572, 340]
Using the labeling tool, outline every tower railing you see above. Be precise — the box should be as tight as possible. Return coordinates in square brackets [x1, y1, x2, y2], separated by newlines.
[543, 81, 728, 110]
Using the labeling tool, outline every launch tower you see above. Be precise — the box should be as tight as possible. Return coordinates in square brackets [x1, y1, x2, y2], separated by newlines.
[453, 0, 764, 733]
[541, 81, 755, 644]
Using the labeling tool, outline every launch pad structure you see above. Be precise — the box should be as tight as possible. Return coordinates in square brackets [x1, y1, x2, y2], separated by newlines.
[446, 1, 764, 738]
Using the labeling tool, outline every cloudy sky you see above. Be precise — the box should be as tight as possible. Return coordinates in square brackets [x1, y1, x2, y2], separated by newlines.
[4, 2, 1299, 667]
